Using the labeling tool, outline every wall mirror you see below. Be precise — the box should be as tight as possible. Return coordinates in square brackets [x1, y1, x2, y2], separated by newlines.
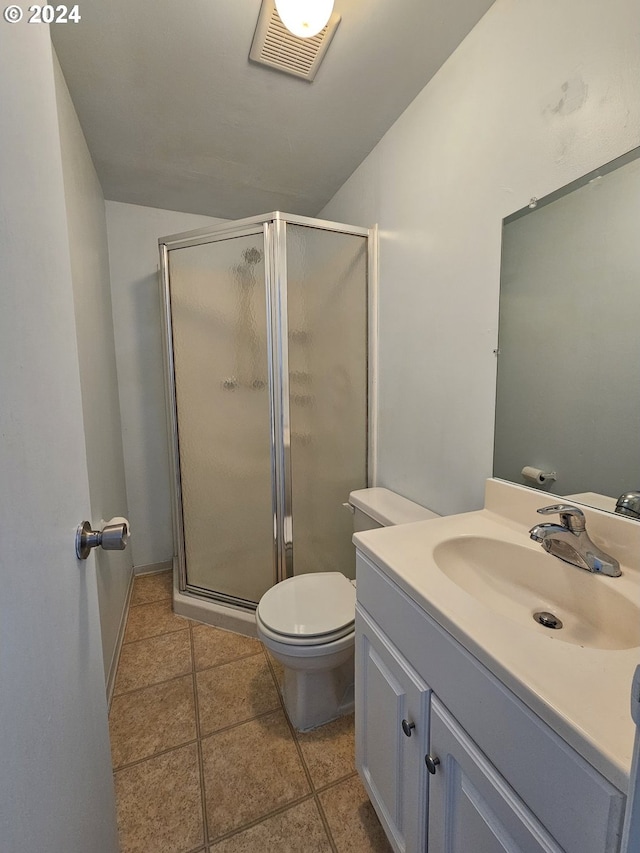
[493, 145, 640, 515]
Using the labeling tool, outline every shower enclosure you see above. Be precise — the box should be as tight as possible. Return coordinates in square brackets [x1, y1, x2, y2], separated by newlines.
[159, 212, 373, 611]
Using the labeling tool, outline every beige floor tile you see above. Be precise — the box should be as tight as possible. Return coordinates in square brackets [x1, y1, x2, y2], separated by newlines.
[114, 629, 192, 695]
[124, 598, 189, 643]
[109, 675, 196, 768]
[202, 710, 310, 840]
[209, 799, 332, 853]
[115, 743, 204, 853]
[297, 714, 356, 789]
[130, 570, 172, 606]
[319, 775, 393, 853]
[196, 653, 280, 735]
[192, 623, 261, 671]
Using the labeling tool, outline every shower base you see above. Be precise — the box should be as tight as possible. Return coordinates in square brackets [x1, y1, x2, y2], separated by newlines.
[172, 565, 258, 639]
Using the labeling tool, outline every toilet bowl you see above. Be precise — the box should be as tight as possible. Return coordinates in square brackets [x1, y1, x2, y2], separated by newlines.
[256, 488, 439, 731]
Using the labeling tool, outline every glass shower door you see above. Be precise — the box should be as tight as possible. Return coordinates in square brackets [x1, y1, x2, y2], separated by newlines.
[168, 233, 275, 605]
[285, 224, 368, 579]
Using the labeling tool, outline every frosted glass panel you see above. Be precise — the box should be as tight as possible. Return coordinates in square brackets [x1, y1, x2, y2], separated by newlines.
[169, 236, 274, 603]
[286, 225, 368, 579]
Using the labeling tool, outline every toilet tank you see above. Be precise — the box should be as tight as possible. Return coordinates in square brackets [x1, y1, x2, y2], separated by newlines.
[348, 487, 439, 532]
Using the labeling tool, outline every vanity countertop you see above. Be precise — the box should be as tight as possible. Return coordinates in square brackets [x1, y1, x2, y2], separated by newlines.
[353, 479, 640, 792]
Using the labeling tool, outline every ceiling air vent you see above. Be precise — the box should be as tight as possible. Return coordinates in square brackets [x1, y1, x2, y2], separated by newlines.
[250, 0, 341, 82]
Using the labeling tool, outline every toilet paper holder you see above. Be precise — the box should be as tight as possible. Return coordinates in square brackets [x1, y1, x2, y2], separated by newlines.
[521, 466, 557, 487]
[76, 518, 130, 560]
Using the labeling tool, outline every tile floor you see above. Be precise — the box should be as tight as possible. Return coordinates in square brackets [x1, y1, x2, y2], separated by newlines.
[109, 571, 392, 853]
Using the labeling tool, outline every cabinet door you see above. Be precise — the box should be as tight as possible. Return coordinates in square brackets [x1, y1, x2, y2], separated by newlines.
[427, 697, 563, 853]
[356, 606, 430, 853]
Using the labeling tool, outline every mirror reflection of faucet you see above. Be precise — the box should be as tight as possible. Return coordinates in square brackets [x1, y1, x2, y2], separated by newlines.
[529, 504, 621, 577]
[615, 491, 640, 520]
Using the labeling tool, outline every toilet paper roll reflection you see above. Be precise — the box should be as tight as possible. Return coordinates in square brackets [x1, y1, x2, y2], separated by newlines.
[521, 466, 556, 486]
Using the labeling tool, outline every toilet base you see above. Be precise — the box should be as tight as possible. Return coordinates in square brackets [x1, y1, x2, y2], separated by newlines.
[281, 651, 354, 732]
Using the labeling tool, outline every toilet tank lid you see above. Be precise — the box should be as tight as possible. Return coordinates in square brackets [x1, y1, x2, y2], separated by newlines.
[348, 487, 439, 526]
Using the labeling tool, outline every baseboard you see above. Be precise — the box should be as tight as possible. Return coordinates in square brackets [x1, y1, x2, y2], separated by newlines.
[105, 568, 135, 709]
[134, 559, 173, 576]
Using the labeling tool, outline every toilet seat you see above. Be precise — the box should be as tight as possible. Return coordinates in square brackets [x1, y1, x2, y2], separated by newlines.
[256, 572, 355, 645]
[256, 610, 355, 647]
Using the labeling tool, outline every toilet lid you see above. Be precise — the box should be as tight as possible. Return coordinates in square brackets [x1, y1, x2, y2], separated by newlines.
[257, 572, 356, 638]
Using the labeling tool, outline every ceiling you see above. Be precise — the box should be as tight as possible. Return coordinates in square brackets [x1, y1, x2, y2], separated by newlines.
[52, 0, 495, 220]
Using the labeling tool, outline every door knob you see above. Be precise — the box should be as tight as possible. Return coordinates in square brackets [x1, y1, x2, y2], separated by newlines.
[425, 754, 440, 774]
[76, 518, 130, 560]
[401, 719, 416, 737]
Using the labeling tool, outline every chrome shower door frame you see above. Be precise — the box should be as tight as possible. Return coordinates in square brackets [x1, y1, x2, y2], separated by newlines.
[264, 216, 294, 583]
[159, 221, 279, 609]
[159, 212, 375, 610]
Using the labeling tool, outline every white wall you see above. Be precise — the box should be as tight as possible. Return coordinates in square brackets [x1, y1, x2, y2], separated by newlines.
[0, 24, 117, 852]
[321, 0, 640, 516]
[54, 54, 133, 688]
[105, 202, 225, 569]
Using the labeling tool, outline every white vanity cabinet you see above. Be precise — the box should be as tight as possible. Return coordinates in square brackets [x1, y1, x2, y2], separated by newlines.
[427, 696, 563, 853]
[356, 606, 430, 852]
[355, 551, 626, 853]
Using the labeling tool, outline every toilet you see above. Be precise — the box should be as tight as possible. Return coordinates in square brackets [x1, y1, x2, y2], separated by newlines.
[256, 487, 439, 731]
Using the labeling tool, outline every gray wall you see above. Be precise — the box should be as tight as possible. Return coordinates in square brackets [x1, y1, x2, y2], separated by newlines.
[105, 201, 225, 569]
[0, 24, 118, 852]
[321, 0, 640, 516]
[54, 54, 133, 689]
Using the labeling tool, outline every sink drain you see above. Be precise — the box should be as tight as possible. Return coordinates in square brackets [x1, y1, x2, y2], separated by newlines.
[534, 611, 563, 630]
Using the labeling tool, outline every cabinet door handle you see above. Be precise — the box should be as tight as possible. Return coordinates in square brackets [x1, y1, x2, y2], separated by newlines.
[401, 719, 416, 737]
[425, 754, 440, 774]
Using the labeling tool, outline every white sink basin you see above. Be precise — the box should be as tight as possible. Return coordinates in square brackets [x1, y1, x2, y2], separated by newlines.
[353, 479, 640, 788]
[433, 535, 640, 650]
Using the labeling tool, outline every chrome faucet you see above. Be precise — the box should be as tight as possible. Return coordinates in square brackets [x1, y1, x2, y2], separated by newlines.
[529, 504, 621, 577]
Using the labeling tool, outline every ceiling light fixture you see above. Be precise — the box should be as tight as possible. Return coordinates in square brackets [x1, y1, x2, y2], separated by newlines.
[250, 0, 341, 81]
[274, 0, 335, 38]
